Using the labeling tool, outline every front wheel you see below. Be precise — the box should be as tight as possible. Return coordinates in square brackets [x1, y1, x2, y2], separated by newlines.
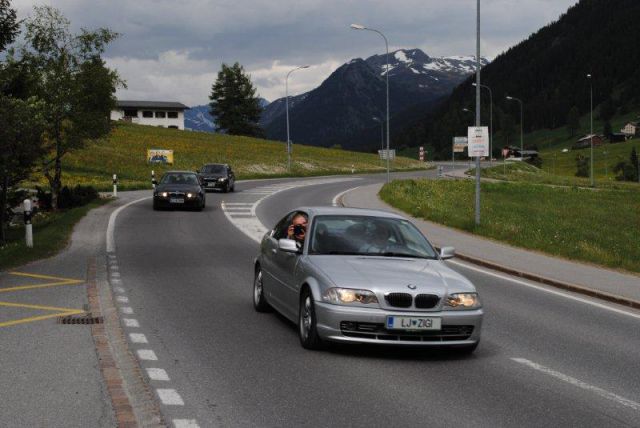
[299, 288, 323, 350]
[253, 269, 271, 312]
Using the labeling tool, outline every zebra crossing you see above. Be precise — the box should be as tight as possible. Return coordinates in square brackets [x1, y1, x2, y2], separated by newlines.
[221, 177, 360, 243]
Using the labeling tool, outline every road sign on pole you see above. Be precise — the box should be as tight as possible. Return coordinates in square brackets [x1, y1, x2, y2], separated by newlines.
[468, 127, 489, 157]
[419, 146, 425, 161]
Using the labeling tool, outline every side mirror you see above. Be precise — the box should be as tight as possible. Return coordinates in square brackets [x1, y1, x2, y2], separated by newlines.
[440, 246, 456, 260]
[278, 238, 300, 253]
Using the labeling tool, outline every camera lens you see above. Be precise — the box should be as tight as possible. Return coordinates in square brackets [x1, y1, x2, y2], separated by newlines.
[293, 225, 305, 235]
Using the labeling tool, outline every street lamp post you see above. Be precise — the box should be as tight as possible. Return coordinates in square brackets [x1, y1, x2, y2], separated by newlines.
[473, 0, 481, 226]
[506, 95, 523, 158]
[587, 73, 594, 186]
[473, 82, 493, 165]
[351, 23, 391, 183]
[462, 108, 474, 170]
[285, 65, 309, 173]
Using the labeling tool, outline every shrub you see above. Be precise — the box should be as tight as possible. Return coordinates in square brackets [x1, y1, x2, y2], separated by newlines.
[575, 154, 589, 177]
[56, 185, 99, 209]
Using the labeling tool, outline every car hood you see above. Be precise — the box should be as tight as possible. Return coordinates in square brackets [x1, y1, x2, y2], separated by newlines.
[155, 184, 202, 193]
[307, 255, 475, 295]
[200, 173, 226, 179]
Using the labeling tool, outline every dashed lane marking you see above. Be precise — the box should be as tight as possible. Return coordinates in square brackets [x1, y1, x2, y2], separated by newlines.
[146, 368, 170, 381]
[137, 349, 158, 361]
[129, 333, 148, 343]
[120, 307, 134, 314]
[156, 389, 185, 406]
[123, 318, 140, 327]
[173, 419, 200, 428]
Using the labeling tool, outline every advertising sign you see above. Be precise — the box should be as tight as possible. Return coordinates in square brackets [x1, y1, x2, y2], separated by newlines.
[147, 149, 174, 164]
[452, 137, 468, 153]
[467, 127, 489, 157]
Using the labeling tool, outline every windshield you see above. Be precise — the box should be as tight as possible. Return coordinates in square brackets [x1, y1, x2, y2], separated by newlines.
[160, 173, 199, 185]
[201, 164, 226, 174]
[309, 215, 438, 259]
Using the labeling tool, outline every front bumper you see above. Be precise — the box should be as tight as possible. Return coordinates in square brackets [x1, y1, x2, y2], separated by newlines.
[153, 195, 202, 208]
[315, 302, 482, 346]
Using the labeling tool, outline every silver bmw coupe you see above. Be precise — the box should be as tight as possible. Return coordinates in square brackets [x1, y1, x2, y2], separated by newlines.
[253, 207, 483, 353]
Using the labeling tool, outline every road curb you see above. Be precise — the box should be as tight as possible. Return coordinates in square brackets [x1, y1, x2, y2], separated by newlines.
[337, 186, 640, 311]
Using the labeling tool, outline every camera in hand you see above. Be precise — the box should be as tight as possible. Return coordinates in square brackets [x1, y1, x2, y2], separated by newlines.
[293, 224, 305, 235]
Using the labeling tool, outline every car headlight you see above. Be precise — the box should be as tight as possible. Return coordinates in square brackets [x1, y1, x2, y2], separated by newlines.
[187, 193, 194, 198]
[218, 177, 227, 182]
[160, 192, 168, 197]
[444, 293, 481, 310]
[322, 288, 379, 306]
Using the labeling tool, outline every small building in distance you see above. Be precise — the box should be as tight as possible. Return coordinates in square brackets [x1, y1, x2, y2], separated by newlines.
[572, 134, 604, 150]
[110, 100, 189, 130]
[621, 121, 639, 137]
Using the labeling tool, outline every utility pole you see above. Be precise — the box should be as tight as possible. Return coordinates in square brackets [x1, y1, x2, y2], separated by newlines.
[474, 0, 481, 226]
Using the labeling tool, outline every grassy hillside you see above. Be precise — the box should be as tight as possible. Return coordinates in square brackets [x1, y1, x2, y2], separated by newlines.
[34, 123, 427, 191]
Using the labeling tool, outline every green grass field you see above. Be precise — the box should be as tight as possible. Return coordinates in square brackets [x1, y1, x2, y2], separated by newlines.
[380, 179, 640, 273]
[0, 199, 111, 271]
[29, 123, 427, 191]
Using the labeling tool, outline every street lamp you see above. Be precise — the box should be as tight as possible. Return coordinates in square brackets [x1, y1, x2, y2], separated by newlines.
[587, 73, 594, 186]
[372, 116, 384, 152]
[285, 65, 309, 173]
[506, 95, 523, 158]
[473, 82, 493, 165]
[351, 23, 391, 183]
[462, 108, 474, 169]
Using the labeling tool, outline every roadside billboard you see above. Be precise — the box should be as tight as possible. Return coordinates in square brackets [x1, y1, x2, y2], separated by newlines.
[147, 149, 174, 165]
[467, 127, 489, 157]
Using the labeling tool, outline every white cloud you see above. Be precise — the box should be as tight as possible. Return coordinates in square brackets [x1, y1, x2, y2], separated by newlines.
[14, 0, 578, 106]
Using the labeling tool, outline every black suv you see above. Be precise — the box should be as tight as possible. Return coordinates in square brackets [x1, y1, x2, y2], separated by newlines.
[198, 163, 235, 192]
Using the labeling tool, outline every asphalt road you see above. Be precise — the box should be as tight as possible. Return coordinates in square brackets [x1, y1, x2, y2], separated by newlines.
[112, 171, 640, 427]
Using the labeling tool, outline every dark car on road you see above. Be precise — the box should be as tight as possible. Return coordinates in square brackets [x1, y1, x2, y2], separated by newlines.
[198, 163, 235, 192]
[153, 171, 206, 210]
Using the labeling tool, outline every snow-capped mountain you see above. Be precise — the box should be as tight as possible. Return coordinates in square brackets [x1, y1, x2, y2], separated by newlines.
[260, 48, 488, 150]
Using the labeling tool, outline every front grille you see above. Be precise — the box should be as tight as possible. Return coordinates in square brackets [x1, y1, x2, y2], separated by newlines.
[385, 293, 412, 308]
[169, 191, 185, 197]
[415, 294, 440, 309]
[340, 321, 474, 342]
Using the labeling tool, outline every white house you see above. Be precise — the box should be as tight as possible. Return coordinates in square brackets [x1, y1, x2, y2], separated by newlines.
[110, 100, 189, 130]
[621, 121, 639, 137]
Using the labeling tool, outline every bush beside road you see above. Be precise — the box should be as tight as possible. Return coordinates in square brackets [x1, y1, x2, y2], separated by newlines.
[380, 179, 640, 273]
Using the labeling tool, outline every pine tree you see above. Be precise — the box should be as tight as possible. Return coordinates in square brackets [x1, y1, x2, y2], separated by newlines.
[209, 62, 264, 138]
[566, 106, 581, 137]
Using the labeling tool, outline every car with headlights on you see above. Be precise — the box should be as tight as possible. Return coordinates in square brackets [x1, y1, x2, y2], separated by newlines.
[152, 171, 205, 210]
[197, 163, 235, 192]
[253, 207, 483, 352]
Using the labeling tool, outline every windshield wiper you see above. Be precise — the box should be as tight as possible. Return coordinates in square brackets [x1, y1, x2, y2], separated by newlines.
[379, 252, 435, 259]
[324, 251, 367, 256]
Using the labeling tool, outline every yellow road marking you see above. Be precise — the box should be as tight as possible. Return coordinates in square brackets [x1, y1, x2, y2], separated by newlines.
[0, 310, 83, 328]
[0, 271, 83, 293]
[0, 301, 84, 312]
[8, 271, 84, 283]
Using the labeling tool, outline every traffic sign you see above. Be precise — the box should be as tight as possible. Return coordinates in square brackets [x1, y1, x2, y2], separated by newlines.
[467, 127, 489, 157]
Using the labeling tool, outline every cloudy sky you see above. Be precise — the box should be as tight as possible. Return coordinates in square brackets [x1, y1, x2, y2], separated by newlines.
[13, 0, 577, 106]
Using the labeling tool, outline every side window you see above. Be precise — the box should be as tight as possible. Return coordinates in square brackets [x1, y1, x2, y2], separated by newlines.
[272, 213, 294, 240]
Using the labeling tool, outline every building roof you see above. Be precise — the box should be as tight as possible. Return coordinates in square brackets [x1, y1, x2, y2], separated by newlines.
[577, 134, 602, 142]
[116, 100, 189, 110]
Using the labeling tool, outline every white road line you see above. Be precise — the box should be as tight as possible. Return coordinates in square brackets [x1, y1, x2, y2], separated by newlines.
[120, 307, 134, 314]
[449, 259, 640, 320]
[110, 272, 121, 278]
[109, 265, 119, 271]
[114, 287, 125, 294]
[512, 358, 640, 411]
[123, 318, 139, 328]
[106, 196, 152, 253]
[116, 296, 129, 303]
[110, 278, 122, 284]
[129, 333, 148, 343]
[157, 389, 184, 406]
[146, 368, 170, 381]
[332, 185, 362, 206]
[173, 419, 200, 428]
[137, 349, 158, 361]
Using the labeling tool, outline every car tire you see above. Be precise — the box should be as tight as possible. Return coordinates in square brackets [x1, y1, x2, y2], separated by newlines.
[230, 182, 235, 192]
[298, 287, 324, 350]
[223, 184, 229, 193]
[253, 269, 271, 312]
[153, 201, 159, 211]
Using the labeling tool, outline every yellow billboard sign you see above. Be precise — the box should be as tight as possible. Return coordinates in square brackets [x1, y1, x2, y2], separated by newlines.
[147, 149, 174, 165]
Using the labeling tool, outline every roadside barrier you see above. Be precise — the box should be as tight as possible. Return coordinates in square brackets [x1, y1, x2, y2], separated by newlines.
[112, 174, 118, 198]
[23, 199, 33, 248]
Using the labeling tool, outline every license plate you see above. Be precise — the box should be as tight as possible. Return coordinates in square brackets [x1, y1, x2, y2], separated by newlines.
[386, 316, 441, 331]
[207, 182, 215, 187]
[169, 198, 184, 203]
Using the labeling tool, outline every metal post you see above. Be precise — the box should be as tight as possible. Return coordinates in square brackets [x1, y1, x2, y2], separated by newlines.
[474, 0, 481, 226]
[589, 75, 594, 187]
[23, 199, 33, 248]
[113, 174, 118, 198]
